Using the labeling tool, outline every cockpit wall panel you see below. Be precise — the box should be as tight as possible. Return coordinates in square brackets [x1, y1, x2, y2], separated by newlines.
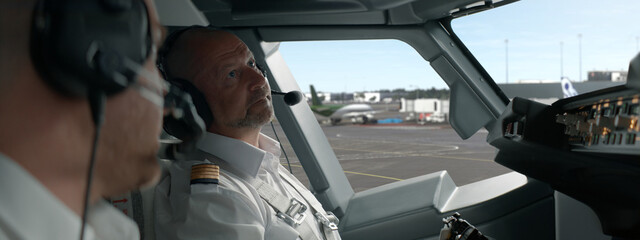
[338, 171, 553, 240]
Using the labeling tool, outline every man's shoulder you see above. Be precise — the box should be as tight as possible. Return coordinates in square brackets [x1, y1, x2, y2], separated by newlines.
[160, 159, 262, 205]
[155, 163, 275, 240]
[155, 160, 270, 227]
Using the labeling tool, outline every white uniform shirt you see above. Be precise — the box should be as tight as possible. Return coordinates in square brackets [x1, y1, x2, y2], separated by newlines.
[155, 133, 332, 240]
[0, 153, 140, 240]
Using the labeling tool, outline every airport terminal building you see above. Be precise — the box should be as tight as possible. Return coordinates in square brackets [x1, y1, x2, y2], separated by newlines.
[498, 70, 627, 104]
[499, 81, 624, 99]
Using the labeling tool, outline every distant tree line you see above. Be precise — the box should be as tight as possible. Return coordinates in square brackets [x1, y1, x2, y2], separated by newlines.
[380, 87, 450, 100]
[325, 87, 450, 101]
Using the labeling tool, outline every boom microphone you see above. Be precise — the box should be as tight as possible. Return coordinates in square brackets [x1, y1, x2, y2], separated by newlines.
[271, 90, 303, 106]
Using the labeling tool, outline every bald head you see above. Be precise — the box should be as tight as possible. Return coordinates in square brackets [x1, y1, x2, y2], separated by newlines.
[161, 27, 272, 146]
[164, 28, 244, 83]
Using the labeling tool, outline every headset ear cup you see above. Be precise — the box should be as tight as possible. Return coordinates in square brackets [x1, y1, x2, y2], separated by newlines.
[167, 78, 214, 128]
[184, 84, 214, 128]
[30, 0, 151, 98]
[162, 84, 206, 141]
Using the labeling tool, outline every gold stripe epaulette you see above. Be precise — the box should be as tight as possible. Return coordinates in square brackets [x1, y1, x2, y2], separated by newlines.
[190, 163, 219, 185]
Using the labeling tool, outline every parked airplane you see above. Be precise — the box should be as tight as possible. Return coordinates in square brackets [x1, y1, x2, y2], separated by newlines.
[561, 77, 578, 98]
[308, 85, 377, 125]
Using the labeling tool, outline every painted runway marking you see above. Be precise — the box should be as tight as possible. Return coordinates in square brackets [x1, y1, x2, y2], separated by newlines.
[280, 141, 492, 162]
[327, 136, 458, 148]
[330, 146, 458, 156]
[278, 130, 493, 164]
[361, 125, 443, 130]
[285, 163, 404, 181]
[343, 170, 404, 181]
[429, 155, 492, 162]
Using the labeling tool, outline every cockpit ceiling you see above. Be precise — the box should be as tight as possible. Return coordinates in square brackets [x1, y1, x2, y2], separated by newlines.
[190, 0, 517, 27]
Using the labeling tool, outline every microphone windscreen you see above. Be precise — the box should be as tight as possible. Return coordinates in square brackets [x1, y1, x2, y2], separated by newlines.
[283, 91, 303, 106]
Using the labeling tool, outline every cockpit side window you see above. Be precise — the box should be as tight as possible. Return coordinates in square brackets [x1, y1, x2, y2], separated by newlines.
[266, 40, 511, 192]
[452, 0, 638, 104]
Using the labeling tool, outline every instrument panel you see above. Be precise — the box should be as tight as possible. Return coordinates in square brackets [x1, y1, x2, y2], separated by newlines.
[490, 53, 640, 239]
[555, 93, 639, 155]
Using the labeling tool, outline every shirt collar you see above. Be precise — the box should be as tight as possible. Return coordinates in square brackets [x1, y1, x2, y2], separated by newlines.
[0, 153, 138, 240]
[196, 132, 281, 177]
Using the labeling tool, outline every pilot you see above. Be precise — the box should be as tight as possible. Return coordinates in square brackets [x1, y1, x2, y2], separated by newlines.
[0, 0, 165, 239]
[154, 26, 341, 240]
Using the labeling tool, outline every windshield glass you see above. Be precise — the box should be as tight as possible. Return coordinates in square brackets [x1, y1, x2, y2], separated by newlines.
[453, 0, 639, 104]
[262, 40, 511, 192]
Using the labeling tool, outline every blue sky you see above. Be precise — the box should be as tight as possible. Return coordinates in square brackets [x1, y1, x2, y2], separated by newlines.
[278, 0, 639, 93]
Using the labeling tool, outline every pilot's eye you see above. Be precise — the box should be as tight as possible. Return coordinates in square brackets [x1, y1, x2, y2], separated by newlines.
[228, 70, 237, 78]
[248, 60, 256, 68]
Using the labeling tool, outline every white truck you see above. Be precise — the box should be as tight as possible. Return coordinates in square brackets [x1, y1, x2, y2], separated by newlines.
[400, 98, 449, 123]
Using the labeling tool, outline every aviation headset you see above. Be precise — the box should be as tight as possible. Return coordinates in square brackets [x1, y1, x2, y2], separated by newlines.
[29, 1, 154, 239]
[157, 25, 270, 137]
[30, 0, 152, 98]
[157, 25, 215, 135]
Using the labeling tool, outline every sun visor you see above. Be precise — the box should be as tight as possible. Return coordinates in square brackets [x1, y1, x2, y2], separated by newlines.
[154, 0, 209, 27]
[432, 55, 495, 139]
[225, 0, 417, 20]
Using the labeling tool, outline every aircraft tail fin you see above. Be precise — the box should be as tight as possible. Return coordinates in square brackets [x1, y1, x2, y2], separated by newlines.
[561, 78, 578, 98]
[310, 85, 322, 106]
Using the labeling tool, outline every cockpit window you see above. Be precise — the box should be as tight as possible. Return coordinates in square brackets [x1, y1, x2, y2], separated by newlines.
[452, 0, 638, 104]
[263, 40, 511, 192]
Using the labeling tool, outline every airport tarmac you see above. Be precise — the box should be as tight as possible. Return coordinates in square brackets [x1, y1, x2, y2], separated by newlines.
[262, 121, 512, 193]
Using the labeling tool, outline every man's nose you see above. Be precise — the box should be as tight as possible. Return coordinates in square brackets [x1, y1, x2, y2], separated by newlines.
[247, 67, 268, 91]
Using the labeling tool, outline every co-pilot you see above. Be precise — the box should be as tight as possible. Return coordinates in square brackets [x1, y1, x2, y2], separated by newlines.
[155, 26, 341, 240]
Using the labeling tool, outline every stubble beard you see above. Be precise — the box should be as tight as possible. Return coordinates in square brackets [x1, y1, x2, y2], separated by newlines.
[228, 105, 274, 129]
[227, 87, 274, 129]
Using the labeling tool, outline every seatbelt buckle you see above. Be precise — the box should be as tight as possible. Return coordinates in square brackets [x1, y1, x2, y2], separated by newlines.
[277, 198, 308, 227]
[315, 212, 339, 231]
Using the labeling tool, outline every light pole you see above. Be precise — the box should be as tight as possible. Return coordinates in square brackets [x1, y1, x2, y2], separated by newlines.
[578, 34, 582, 82]
[505, 39, 509, 84]
[560, 41, 564, 79]
[409, 85, 419, 100]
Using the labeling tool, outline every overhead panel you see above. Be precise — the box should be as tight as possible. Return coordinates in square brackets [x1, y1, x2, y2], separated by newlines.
[204, 11, 387, 27]
[190, 0, 504, 27]
[154, 0, 209, 26]
[229, 0, 368, 19]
